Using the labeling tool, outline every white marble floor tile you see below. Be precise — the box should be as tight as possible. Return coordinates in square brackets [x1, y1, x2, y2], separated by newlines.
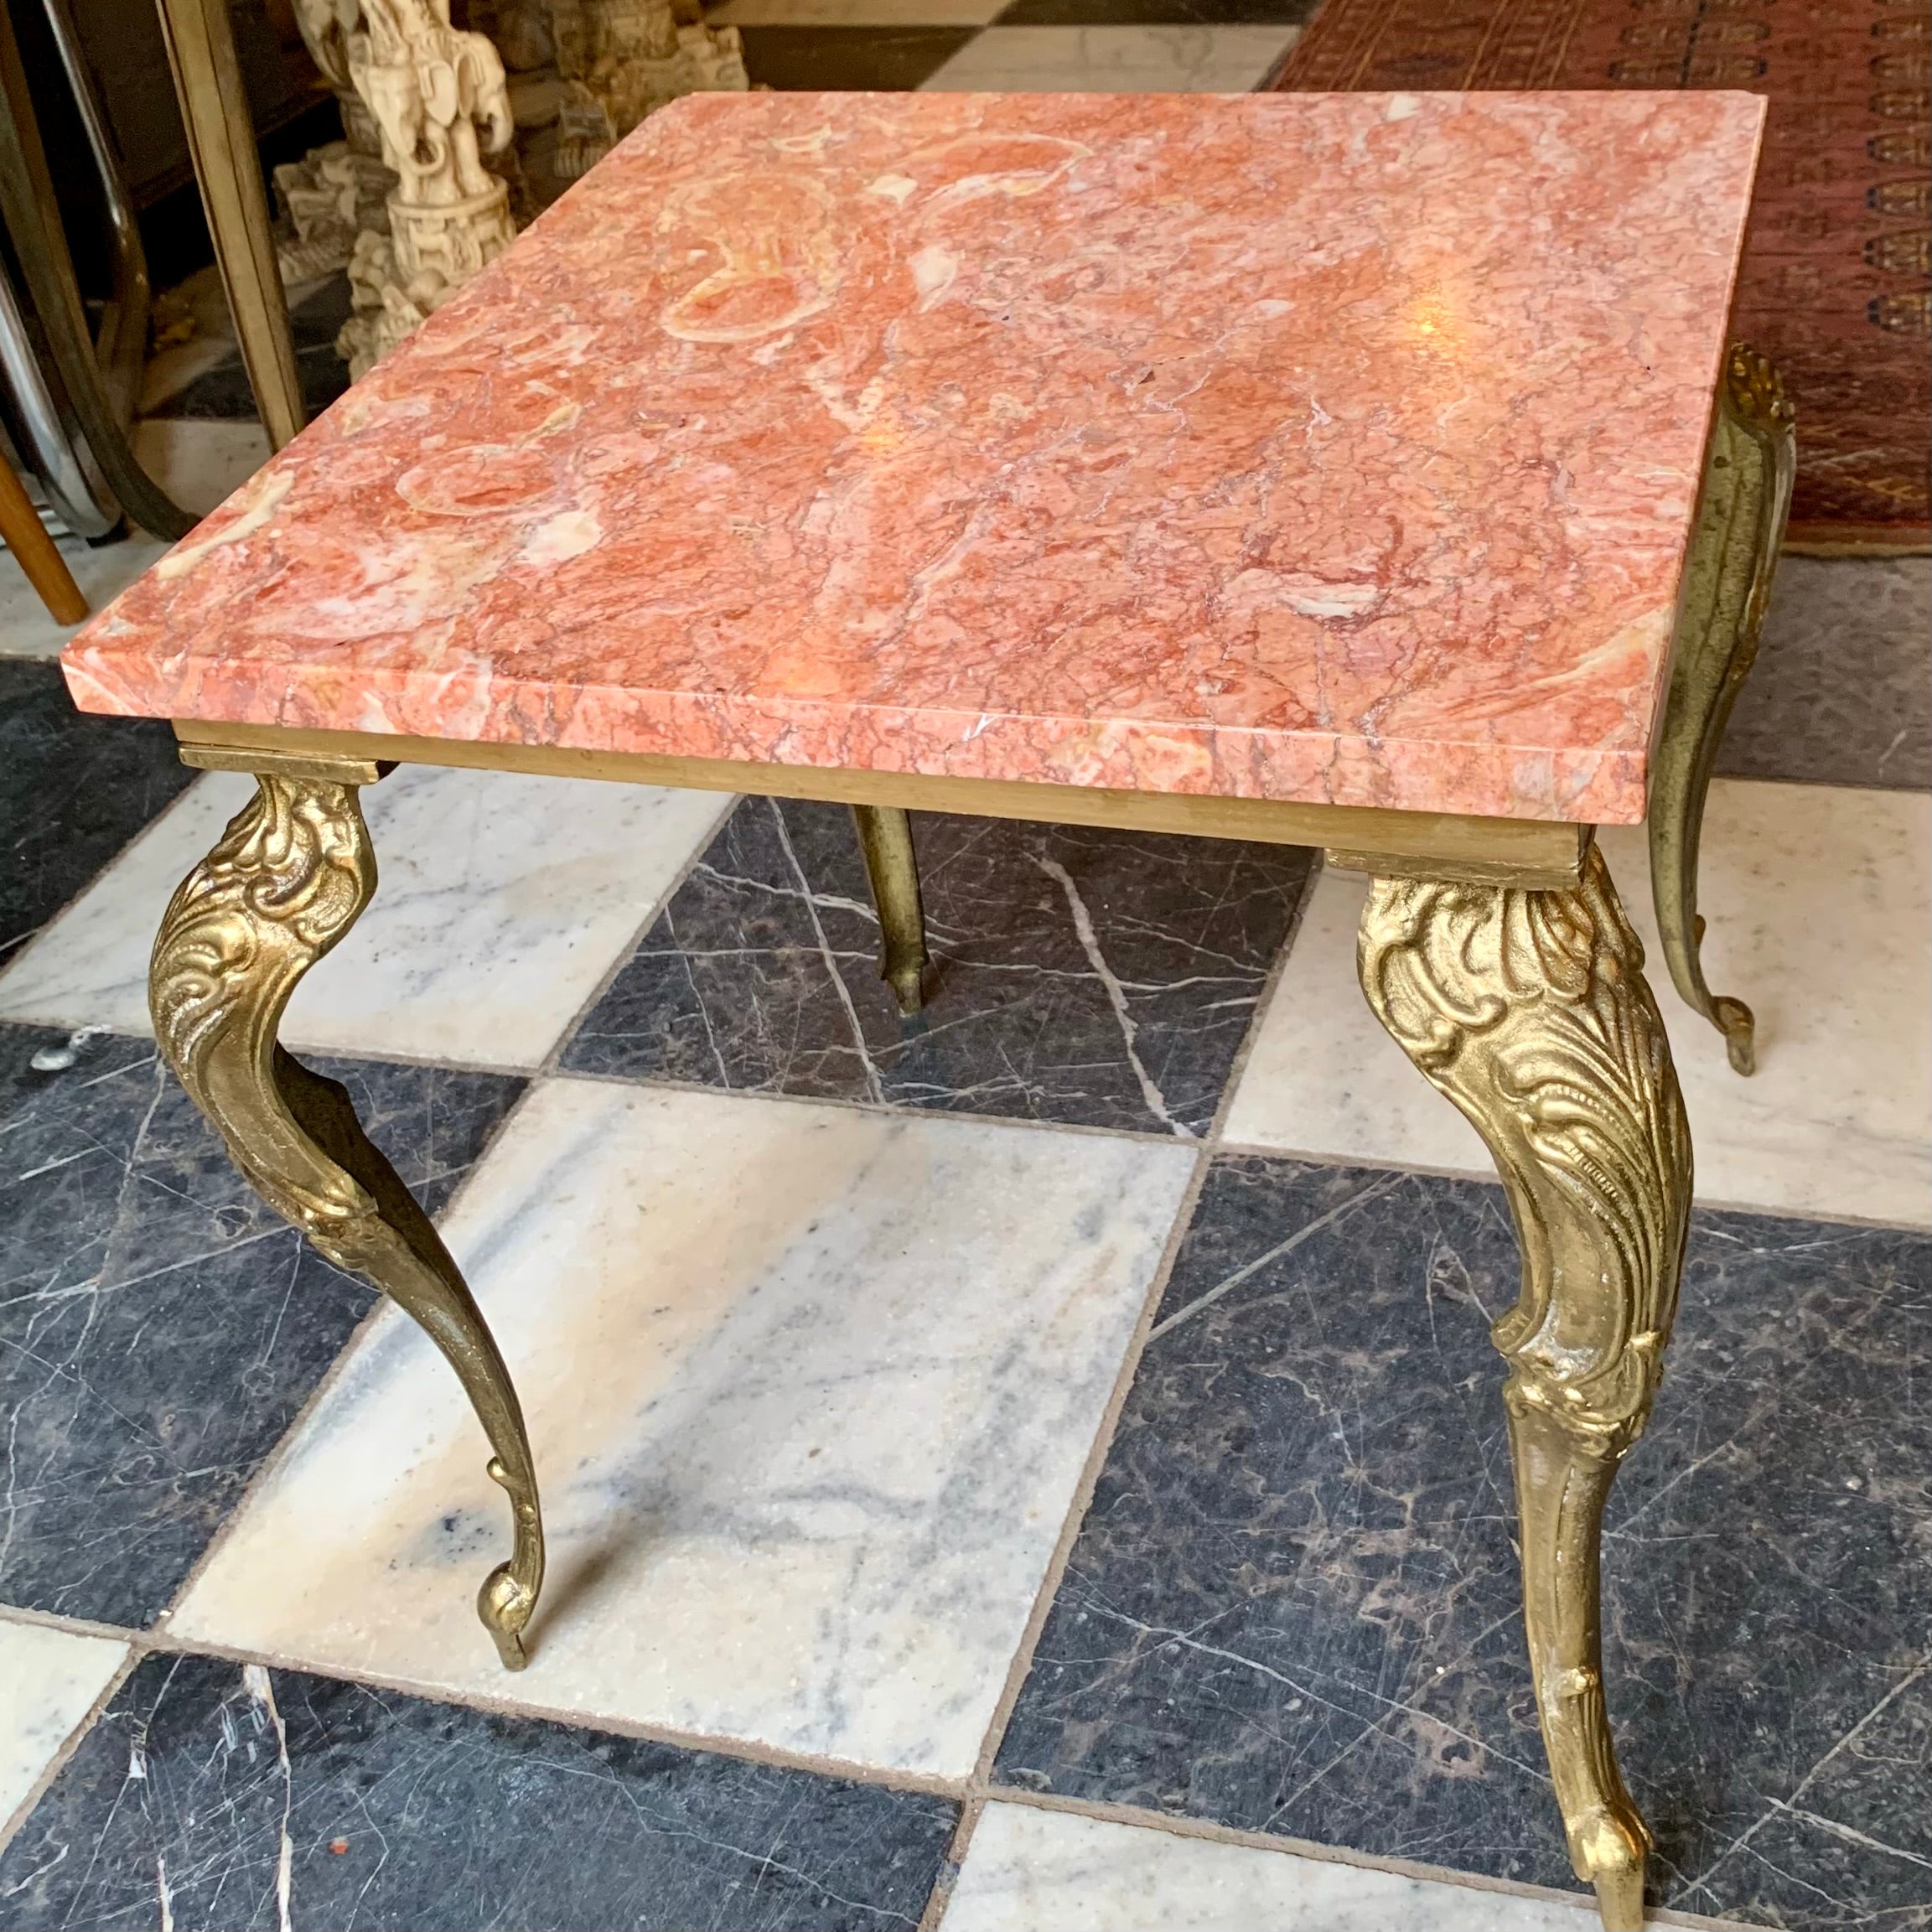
[1223, 780, 1932, 1228]
[713, 0, 1003, 20]
[0, 766, 732, 1070]
[919, 23, 1297, 90]
[131, 419, 272, 519]
[944, 1805, 1599, 1930]
[0, 532, 171, 662]
[174, 1081, 1194, 1774]
[0, 417, 265, 660]
[0, 1620, 127, 1826]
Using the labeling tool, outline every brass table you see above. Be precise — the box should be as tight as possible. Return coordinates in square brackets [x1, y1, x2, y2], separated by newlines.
[62, 90, 1786, 1929]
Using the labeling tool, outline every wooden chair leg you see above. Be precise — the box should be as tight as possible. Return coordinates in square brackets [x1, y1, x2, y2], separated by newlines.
[0, 458, 85, 622]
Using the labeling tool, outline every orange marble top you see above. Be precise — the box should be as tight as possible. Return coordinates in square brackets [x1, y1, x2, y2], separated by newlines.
[65, 90, 1764, 823]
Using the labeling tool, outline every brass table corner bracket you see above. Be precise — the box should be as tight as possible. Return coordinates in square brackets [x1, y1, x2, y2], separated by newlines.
[175, 732, 396, 789]
[1324, 822, 1593, 893]
[148, 765, 544, 1670]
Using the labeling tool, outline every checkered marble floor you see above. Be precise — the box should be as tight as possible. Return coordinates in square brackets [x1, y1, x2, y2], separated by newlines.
[3, 22, 1931, 1929]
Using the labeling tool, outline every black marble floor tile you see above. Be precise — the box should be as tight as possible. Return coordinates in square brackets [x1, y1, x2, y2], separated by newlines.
[995, 1155, 1932, 1929]
[562, 797, 1314, 1137]
[737, 25, 979, 89]
[149, 275, 355, 423]
[996, 0, 1313, 22]
[0, 658, 194, 971]
[0, 1652, 957, 1931]
[0, 1023, 523, 1628]
[1718, 558, 1931, 792]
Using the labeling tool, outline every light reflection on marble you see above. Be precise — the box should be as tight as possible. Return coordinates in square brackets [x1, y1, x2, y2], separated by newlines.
[0, 1619, 127, 1826]
[173, 1080, 1194, 1774]
[0, 765, 731, 1069]
[65, 91, 1762, 824]
[1222, 779, 1932, 1227]
[945, 1805, 1602, 1930]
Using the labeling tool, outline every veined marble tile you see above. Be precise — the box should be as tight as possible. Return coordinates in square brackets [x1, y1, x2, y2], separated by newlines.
[997, 1155, 1932, 1926]
[919, 23, 1300, 89]
[0, 765, 731, 1069]
[174, 1080, 1195, 1775]
[1223, 780, 1932, 1227]
[1722, 557, 1930, 790]
[0, 1653, 955, 1931]
[565, 797, 1314, 1137]
[0, 534, 171, 664]
[1, 659, 193, 968]
[946, 1805, 1600, 1930]
[0, 1022, 523, 1626]
[130, 420, 272, 519]
[0, 1621, 126, 1826]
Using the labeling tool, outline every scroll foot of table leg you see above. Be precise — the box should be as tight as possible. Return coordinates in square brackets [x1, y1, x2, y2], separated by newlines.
[1358, 844, 1691, 1932]
[852, 803, 929, 1017]
[149, 769, 545, 1670]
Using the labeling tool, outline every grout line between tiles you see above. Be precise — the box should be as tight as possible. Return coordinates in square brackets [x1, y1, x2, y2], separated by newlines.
[960, 850, 1322, 1791]
[965, 1135, 1215, 1790]
[919, 1795, 982, 1932]
[0, 1636, 142, 1864]
[114, 1624, 974, 1800]
[550, 1059, 1184, 1144]
[1211, 1136, 1932, 1236]
[533, 791, 742, 1081]
[950, 1785, 1770, 1932]
[0, 1581, 1764, 1932]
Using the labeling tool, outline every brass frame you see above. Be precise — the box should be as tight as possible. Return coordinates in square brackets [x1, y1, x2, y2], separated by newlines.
[174, 722, 1593, 888]
[1647, 346, 1795, 1075]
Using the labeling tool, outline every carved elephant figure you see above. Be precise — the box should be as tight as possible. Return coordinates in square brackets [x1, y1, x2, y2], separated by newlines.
[350, 0, 514, 205]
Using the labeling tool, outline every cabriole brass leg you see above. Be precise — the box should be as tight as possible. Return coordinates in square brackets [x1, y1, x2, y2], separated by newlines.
[852, 803, 930, 1017]
[1649, 344, 1795, 1076]
[149, 767, 544, 1670]
[1356, 844, 1691, 1932]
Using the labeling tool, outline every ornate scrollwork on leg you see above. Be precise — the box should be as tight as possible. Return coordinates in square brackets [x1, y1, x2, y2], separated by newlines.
[1357, 845, 1692, 1932]
[1650, 344, 1795, 1075]
[852, 804, 930, 1017]
[149, 772, 545, 1670]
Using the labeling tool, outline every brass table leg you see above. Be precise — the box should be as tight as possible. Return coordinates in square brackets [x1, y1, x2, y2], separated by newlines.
[852, 803, 930, 1016]
[149, 761, 544, 1669]
[1356, 844, 1691, 1932]
[1649, 345, 1795, 1076]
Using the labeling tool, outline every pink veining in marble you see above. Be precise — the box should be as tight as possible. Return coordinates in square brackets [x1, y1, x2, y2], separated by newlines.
[65, 91, 1764, 822]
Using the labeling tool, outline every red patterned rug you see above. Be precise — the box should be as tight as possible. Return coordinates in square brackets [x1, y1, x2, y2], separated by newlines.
[1269, 0, 1932, 549]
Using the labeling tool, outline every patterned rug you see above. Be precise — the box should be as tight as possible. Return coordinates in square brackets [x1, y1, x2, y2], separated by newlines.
[1270, 0, 1932, 549]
